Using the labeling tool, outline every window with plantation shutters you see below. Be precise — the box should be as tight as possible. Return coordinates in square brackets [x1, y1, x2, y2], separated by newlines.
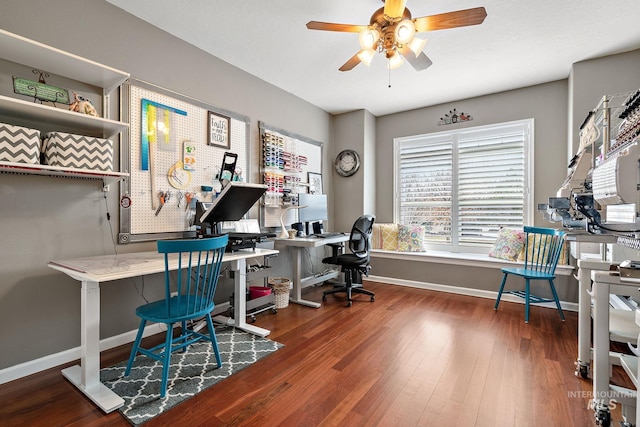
[394, 119, 533, 253]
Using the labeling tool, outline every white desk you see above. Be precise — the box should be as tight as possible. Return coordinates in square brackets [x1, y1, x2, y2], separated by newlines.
[576, 258, 611, 378]
[47, 247, 278, 413]
[590, 270, 640, 424]
[274, 234, 349, 308]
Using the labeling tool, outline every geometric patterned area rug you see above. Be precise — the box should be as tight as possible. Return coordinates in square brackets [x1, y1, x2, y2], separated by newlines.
[100, 325, 283, 426]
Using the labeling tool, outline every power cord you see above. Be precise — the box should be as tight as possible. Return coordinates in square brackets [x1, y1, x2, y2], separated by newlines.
[102, 179, 118, 255]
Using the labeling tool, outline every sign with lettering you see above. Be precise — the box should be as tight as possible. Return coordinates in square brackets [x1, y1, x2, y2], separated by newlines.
[13, 76, 70, 104]
[208, 111, 230, 149]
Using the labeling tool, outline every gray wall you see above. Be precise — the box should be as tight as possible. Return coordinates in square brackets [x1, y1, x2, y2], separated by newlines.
[1, 0, 639, 373]
[568, 49, 640, 157]
[369, 80, 572, 299]
[0, 0, 331, 370]
[374, 79, 569, 223]
[367, 50, 640, 301]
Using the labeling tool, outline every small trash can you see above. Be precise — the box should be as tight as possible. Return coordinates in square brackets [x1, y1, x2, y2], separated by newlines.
[268, 277, 291, 309]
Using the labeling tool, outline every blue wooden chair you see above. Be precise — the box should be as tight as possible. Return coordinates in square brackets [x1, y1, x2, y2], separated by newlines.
[494, 226, 566, 323]
[124, 235, 228, 397]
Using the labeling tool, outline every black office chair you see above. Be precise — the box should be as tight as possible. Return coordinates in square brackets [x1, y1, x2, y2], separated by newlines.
[322, 214, 375, 307]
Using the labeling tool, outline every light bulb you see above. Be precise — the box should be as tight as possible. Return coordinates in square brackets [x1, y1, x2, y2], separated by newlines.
[408, 37, 428, 57]
[357, 49, 375, 66]
[395, 20, 415, 44]
[387, 52, 404, 69]
[358, 28, 380, 50]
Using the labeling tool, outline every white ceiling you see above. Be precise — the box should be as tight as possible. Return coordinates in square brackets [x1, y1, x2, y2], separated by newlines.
[105, 0, 640, 117]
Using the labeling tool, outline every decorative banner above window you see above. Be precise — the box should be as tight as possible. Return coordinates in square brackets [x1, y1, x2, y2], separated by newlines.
[437, 108, 473, 126]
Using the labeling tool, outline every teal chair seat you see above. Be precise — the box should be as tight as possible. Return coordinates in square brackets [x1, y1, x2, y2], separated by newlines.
[136, 296, 215, 323]
[124, 235, 228, 397]
[494, 226, 566, 323]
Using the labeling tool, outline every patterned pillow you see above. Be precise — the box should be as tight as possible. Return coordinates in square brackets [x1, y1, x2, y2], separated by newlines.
[371, 223, 399, 251]
[518, 234, 569, 265]
[397, 224, 426, 252]
[488, 228, 525, 261]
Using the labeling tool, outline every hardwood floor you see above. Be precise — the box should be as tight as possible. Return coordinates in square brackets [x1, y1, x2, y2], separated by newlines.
[0, 281, 633, 426]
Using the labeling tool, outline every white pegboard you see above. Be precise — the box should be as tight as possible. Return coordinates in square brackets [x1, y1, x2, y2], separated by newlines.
[126, 82, 248, 236]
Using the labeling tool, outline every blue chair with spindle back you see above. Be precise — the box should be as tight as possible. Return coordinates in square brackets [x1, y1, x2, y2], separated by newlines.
[124, 235, 228, 397]
[494, 226, 566, 323]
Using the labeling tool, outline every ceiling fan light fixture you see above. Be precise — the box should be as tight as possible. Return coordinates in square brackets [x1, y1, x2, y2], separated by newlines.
[394, 19, 415, 44]
[387, 52, 404, 69]
[358, 28, 380, 50]
[357, 48, 376, 66]
[408, 37, 428, 56]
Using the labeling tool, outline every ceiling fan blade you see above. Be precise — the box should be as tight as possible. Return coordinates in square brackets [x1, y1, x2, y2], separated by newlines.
[413, 7, 487, 32]
[383, 0, 407, 21]
[306, 21, 367, 33]
[339, 52, 362, 72]
[399, 45, 433, 71]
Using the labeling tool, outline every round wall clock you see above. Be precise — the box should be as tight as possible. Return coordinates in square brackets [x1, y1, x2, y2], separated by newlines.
[334, 149, 361, 177]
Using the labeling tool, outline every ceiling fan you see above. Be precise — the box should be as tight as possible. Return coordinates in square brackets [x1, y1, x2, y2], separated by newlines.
[306, 0, 487, 72]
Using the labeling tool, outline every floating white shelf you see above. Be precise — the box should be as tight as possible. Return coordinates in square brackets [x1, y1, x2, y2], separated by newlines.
[0, 95, 128, 137]
[0, 29, 129, 93]
[0, 161, 128, 185]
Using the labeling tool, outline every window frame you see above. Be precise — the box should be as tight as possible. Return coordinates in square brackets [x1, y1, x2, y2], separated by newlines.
[393, 118, 534, 253]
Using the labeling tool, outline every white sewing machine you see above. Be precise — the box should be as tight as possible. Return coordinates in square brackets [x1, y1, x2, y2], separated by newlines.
[541, 90, 640, 245]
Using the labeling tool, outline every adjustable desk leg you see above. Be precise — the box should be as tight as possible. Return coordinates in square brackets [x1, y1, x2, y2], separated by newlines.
[289, 246, 321, 308]
[213, 258, 270, 337]
[592, 277, 612, 421]
[61, 280, 124, 413]
[576, 264, 592, 378]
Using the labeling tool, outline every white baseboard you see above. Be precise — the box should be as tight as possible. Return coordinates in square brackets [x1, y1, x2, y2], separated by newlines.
[366, 275, 579, 312]
[0, 302, 234, 385]
[0, 323, 165, 385]
[0, 283, 574, 386]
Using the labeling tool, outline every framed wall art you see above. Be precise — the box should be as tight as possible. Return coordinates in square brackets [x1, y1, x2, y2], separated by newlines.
[308, 172, 323, 194]
[208, 111, 230, 148]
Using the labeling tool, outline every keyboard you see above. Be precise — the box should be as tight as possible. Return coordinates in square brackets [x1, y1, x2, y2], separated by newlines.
[314, 232, 344, 238]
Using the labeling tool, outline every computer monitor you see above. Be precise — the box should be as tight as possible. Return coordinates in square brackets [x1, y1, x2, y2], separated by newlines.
[198, 182, 267, 234]
[298, 193, 328, 234]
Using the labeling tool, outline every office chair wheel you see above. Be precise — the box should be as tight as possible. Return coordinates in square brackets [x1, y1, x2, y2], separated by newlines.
[271, 308, 278, 314]
[370, 296, 375, 302]
[575, 363, 589, 379]
[594, 407, 611, 426]
[322, 294, 327, 301]
[249, 315, 256, 323]
[347, 300, 352, 307]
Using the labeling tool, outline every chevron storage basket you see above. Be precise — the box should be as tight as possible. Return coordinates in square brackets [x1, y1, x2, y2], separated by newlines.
[0, 122, 40, 164]
[42, 131, 113, 171]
